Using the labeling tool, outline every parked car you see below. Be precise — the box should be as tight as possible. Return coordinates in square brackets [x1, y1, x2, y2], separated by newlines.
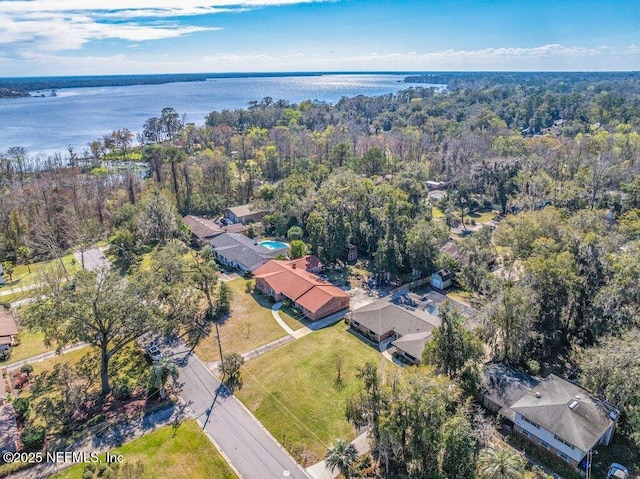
[607, 463, 629, 479]
[146, 343, 163, 362]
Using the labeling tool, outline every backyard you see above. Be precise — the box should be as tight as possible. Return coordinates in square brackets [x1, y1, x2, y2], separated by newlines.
[51, 419, 238, 479]
[235, 321, 386, 466]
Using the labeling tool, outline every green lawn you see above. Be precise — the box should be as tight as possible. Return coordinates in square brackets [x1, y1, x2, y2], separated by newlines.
[465, 209, 498, 224]
[195, 278, 288, 362]
[235, 322, 385, 466]
[432, 206, 445, 219]
[51, 419, 238, 479]
[0, 253, 79, 293]
[278, 305, 311, 331]
[2, 328, 51, 365]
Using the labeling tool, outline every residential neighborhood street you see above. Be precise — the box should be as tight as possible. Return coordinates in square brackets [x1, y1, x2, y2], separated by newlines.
[175, 348, 311, 479]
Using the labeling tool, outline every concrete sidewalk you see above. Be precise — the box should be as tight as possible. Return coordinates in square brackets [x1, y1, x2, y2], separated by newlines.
[270, 302, 349, 341]
[0, 282, 45, 298]
[6, 343, 88, 371]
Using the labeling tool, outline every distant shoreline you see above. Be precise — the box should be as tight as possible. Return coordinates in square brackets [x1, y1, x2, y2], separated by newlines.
[0, 72, 411, 98]
[2, 70, 639, 99]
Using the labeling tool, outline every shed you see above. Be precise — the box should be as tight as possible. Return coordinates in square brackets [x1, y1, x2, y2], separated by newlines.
[431, 269, 454, 290]
[347, 244, 358, 262]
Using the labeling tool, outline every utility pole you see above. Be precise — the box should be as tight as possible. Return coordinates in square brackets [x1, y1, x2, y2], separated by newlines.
[216, 322, 225, 375]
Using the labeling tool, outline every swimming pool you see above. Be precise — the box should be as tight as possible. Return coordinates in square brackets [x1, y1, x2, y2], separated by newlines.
[260, 240, 289, 250]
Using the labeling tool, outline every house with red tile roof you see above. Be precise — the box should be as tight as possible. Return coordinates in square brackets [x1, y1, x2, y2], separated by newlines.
[253, 256, 349, 321]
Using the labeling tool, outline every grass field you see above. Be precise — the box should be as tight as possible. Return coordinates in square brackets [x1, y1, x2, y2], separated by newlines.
[432, 206, 445, 218]
[51, 419, 238, 479]
[195, 278, 288, 362]
[2, 329, 51, 365]
[465, 209, 498, 224]
[0, 253, 79, 293]
[278, 305, 310, 331]
[235, 322, 386, 465]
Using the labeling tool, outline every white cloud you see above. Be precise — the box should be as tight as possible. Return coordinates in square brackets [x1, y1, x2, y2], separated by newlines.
[0, 0, 330, 56]
[4, 43, 640, 76]
[0, 12, 217, 54]
[288, 44, 636, 71]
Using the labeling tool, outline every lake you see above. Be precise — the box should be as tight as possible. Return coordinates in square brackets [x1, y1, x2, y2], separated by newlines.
[0, 73, 436, 157]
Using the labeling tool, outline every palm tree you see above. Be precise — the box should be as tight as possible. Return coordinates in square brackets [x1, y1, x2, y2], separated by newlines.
[325, 439, 357, 478]
[150, 358, 179, 400]
[477, 446, 526, 479]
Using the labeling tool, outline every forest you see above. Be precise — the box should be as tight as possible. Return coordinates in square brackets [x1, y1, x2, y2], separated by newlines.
[1, 71, 640, 476]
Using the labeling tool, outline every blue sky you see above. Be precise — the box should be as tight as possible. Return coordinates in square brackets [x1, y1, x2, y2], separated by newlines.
[1, 0, 639, 76]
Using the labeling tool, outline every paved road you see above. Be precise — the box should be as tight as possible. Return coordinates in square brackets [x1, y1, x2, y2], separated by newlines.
[175, 350, 310, 479]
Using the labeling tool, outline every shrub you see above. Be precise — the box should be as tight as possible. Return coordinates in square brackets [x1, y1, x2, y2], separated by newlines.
[526, 359, 541, 376]
[245, 281, 254, 294]
[112, 378, 132, 400]
[20, 424, 46, 451]
[287, 226, 304, 241]
[12, 397, 30, 424]
[20, 364, 34, 376]
[97, 463, 110, 475]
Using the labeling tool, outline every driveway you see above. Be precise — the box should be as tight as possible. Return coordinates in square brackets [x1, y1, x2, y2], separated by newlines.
[173, 348, 310, 479]
[74, 247, 111, 271]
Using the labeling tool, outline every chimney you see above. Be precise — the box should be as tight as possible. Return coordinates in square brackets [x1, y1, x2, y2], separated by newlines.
[292, 263, 297, 269]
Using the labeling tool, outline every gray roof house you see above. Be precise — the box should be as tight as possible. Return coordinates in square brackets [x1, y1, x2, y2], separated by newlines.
[481, 364, 619, 468]
[208, 233, 287, 273]
[183, 215, 245, 242]
[348, 295, 441, 364]
[224, 204, 266, 225]
[480, 363, 541, 419]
